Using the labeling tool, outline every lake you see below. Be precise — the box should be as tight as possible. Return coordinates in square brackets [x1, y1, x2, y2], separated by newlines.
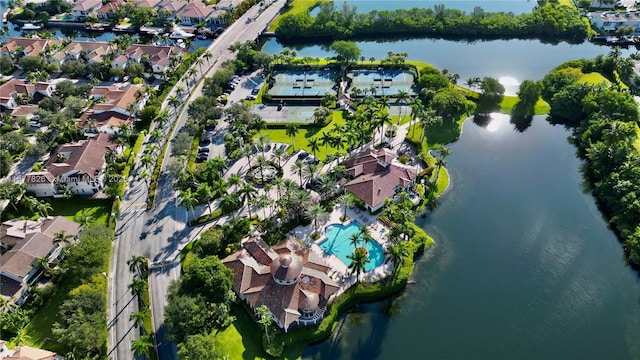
[302, 114, 640, 359]
[262, 38, 634, 95]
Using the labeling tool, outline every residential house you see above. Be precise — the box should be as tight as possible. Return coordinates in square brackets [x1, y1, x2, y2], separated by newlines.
[222, 237, 339, 332]
[23, 133, 116, 197]
[135, 0, 162, 8]
[72, 0, 103, 21]
[49, 41, 113, 65]
[588, 11, 640, 33]
[0, 341, 63, 359]
[0, 79, 54, 110]
[112, 44, 184, 74]
[0, 38, 59, 60]
[155, 0, 187, 20]
[90, 83, 146, 116]
[343, 148, 418, 212]
[0, 217, 80, 306]
[177, 0, 225, 27]
[96, 0, 124, 20]
[78, 109, 132, 134]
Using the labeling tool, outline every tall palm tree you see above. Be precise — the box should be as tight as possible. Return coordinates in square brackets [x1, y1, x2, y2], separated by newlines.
[339, 192, 357, 218]
[285, 124, 299, 151]
[168, 95, 181, 115]
[308, 138, 320, 158]
[130, 310, 147, 332]
[256, 305, 273, 345]
[53, 230, 74, 248]
[305, 204, 328, 232]
[409, 98, 425, 137]
[271, 147, 286, 168]
[220, 192, 241, 220]
[319, 131, 333, 158]
[137, 169, 151, 191]
[349, 233, 361, 249]
[385, 242, 409, 275]
[129, 278, 147, 299]
[127, 254, 148, 277]
[12, 328, 30, 346]
[130, 335, 153, 360]
[347, 247, 370, 284]
[239, 182, 258, 218]
[395, 90, 410, 125]
[302, 163, 318, 185]
[290, 159, 305, 186]
[196, 183, 214, 213]
[37, 201, 53, 217]
[179, 188, 199, 220]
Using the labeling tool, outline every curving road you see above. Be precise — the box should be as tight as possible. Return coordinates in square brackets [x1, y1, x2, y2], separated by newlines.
[107, 1, 287, 359]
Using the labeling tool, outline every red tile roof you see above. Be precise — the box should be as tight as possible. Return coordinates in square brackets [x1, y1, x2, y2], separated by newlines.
[222, 237, 338, 331]
[42, 133, 115, 180]
[344, 149, 417, 210]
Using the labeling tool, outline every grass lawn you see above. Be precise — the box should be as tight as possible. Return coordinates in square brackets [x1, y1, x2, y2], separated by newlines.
[215, 303, 267, 360]
[24, 282, 74, 354]
[499, 96, 550, 115]
[262, 110, 348, 161]
[269, 0, 327, 31]
[408, 117, 464, 150]
[578, 72, 611, 86]
[1, 198, 112, 225]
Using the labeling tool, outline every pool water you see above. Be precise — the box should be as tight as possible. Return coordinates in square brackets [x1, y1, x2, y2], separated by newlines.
[320, 222, 385, 272]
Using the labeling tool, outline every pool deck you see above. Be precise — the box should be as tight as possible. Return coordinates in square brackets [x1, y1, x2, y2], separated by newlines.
[288, 204, 395, 296]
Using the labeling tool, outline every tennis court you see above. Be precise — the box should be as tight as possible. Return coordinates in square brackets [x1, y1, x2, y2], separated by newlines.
[268, 70, 339, 98]
[348, 69, 417, 96]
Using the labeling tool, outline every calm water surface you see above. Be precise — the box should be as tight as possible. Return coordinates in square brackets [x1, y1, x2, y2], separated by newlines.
[303, 115, 640, 359]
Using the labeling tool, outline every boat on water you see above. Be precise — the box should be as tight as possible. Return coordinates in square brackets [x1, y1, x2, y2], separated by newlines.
[196, 34, 207, 40]
[2, 11, 8, 24]
[174, 39, 186, 48]
[169, 28, 195, 39]
[21, 23, 42, 31]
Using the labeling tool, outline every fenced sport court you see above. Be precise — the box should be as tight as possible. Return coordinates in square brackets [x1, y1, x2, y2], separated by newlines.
[268, 70, 339, 97]
[348, 69, 417, 96]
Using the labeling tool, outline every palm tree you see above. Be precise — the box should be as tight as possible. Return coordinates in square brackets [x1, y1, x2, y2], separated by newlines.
[290, 159, 304, 186]
[285, 124, 299, 151]
[319, 131, 333, 158]
[409, 98, 425, 137]
[168, 95, 181, 115]
[129, 278, 147, 299]
[12, 328, 30, 346]
[239, 182, 258, 218]
[308, 137, 320, 158]
[220, 192, 241, 220]
[305, 204, 328, 232]
[271, 147, 286, 168]
[385, 242, 409, 275]
[395, 90, 410, 125]
[74, 208, 94, 226]
[53, 230, 74, 248]
[127, 254, 148, 277]
[254, 154, 269, 184]
[302, 163, 318, 185]
[420, 109, 442, 143]
[179, 188, 199, 220]
[130, 335, 153, 360]
[256, 305, 273, 345]
[37, 201, 53, 217]
[339, 192, 357, 218]
[347, 247, 370, 284]
[433, 145, 451, 184]
[137, 169, 151, 191]
[196, 183, 214, 214]
[349, 233, 361, 249]
[130, 310, 147, 332]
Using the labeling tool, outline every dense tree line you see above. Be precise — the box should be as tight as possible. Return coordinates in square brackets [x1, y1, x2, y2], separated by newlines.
[276, 3, 588, 43]
[539, 57, 640, 263]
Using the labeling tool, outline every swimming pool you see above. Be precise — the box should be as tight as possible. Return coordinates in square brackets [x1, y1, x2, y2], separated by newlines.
[319, 222, 384, 272]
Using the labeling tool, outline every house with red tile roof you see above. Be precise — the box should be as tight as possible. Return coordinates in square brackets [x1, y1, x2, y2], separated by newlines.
[0, 216, 80, 307]
[78, 109, 132, 134]
[222, 237, 339, 332]
[23, 133, 116, 197]
[4, 345, 60, 360]
[112, 44, 184, 74]
[96, 0, 124, 19]
[49, 40, 114, 65]
[343, 148, 418, 212]
[0, 79, 54, 110]
[0, 38, 59, 60]
[72, 0, 103, 21]
[90, 84, 146, 116]
[177, 0, 225, 26]
[156, 0, 187, 19]
[135, 0, 162, 8]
